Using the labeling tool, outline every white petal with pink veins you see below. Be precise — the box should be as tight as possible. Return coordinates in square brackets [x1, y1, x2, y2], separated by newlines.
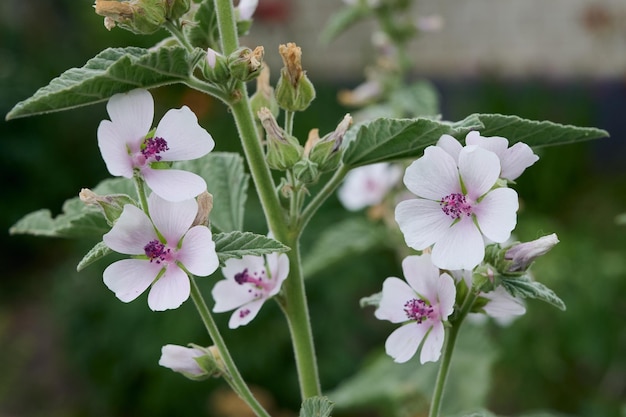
[212, 279, 258, 312]
[420, 320, 444, 364]
[385, 322, 429, 363]
[97, 120, 135, 178]
[500, 142, 539, 180]
[178, 226, 219, 277]
[103, 259, 161, 303]
[143, 168, 207, 202]
[156, 106, 214, 161]
[106, 89, 154, 145]
[267, 252, 289, 296]
[103, 204, 156, 255]
[148, 265, 190, 311]
[403, 146, 461, 199]
[401, 254, 440, 301]
[458, 146, 500, 200]
[474, 187, 518, 243]
[436, 134, 463, 161]
[395, 199, 451, 250]
[375, 277, 415, 324]
[148, 193, 196, 244]
[431, 216, 484, 270]
[229, 299, 264, 329]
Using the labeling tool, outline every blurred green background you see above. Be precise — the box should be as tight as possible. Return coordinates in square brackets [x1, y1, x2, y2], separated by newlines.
[1, 1, 625, 417]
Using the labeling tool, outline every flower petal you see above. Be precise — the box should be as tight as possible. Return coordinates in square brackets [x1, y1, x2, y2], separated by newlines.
[236, 0, 259, 20]
[155, 106, 214, 161]
[403, 146, 461, 199]
[221, 255, 266, 281]
[465, 131, 508, 156]
[212, 280, 258, 312]
[178, 226, 219, 277]
[436, 273, 457, 319]
[159, 344, 205, 375]
[143, 168, 207, 202]
[97, 120, 134, 178]
[500, 142, 539, 180]
[458, 146, 500, 200]
[401, 254, 441, 301]
[436, 134, 463, 162]
[147, 193, 196, 244]
[267, 253, 289, 297]
[395, 199, 451, 250]
[474, 187, 518, 243]
[482, 286, 526, 318]
[375, 277, 415, 323]
[419, 320, 444, 363]
[431, 216, 485, 270]
[228, 299, 265, 329]
[385, 322, 429, 363]
[147, 265, 191, 311]
[106, 89, 154, 146]
[103, 259, 160, 303]
[103, 204, 156, 255]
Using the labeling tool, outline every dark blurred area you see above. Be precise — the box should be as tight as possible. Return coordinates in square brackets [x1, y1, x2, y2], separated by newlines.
[1, 1, 625, 417]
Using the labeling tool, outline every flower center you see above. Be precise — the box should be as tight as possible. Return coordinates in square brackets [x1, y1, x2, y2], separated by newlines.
[144, 240, 171, 264]
[440, 193, 472, 219]
[234, 268, 270, 290]
[141, 136, 169, 162]
[404, 298, 434, 323]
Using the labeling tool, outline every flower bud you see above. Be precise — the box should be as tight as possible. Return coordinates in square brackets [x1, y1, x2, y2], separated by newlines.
[202, 48, 230, 83]
[305, 114, 351, 172]
[158, 344, 223, 381]
[293, 158, 320, 184]
[275, 43, 316, 112]
[258, 107, 303, 170]
[192, 191, 213, 227]
[250, 66, 279, 119]
[79, 188, 136, 226]
[228, 46, 264, 82]
[165, 0, 190, 20]
[94, 0, 167, 34]
[504, 234, 559, 272]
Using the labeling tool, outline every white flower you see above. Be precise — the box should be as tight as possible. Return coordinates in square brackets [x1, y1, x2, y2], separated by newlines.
[159, 344, 206, 376]
[437, 132, 538, 181]
[481, 286, 526, 319]
[375, 254, 456, 364]
[212, 252, 289, 329]
[103, 193, 219, 311]
[338, 163, 402, 211]
[505, 233, 559, 272]
[97, 89, 215, 202]
[395, 145, 519, 270]
[235, 0, 258, 20]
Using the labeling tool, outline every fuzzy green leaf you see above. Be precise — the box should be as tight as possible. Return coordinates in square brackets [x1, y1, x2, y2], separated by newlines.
[214, 231, 289, 264]
[302, 218, 387, 278]
[6, 46, 204, 119]
[176, 152, 248, 232]
[186, 0, 220, 50]
[77, 241, 113, 272]
[341, 117, 477, 167]
[299, 397, 334, 417]
[500, 275, 566, 311]
[457, 113, 609, 147]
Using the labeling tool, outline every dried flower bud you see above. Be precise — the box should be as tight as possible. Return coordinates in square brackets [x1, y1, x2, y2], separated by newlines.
[228, 46, 264, 82]
[258, 107, 303, 170]
[94, 0, 167, 34]
[275, 43, 316, 112]
[305, 114, 351, 172]
[79, 188, 136, 226]
[192, 191, 213, 227]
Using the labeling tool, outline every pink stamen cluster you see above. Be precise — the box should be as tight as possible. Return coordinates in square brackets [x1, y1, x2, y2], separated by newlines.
[234, 268, 269, 291]
[440, 193, 472, 219]
[144, 240, 170, 264]
[141, 137, 169, 161]
[404, 298, 434, 323]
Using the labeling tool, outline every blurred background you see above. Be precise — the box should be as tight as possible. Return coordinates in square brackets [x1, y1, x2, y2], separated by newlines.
[1, 0, 625, 416]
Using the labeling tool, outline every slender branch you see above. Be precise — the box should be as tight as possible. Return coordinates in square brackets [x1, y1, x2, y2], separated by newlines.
[284, 110, 295, 136]
[189, 278, 272, 417]
[184, 76, 231, 105]
[214, 0, 240, 55]
[164, 20, 194, 52]
[299, 163, 350, 232]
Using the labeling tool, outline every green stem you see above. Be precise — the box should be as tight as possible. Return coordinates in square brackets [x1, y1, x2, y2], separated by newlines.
[299, 163, 350, 232]
[189, 278, 272, 417]
[164, 20, 194, 52]
[184, 76, 232, 105]
[133, 176, 150, 216]
[284, 110, 295, 136]
[428, 291, 479, 417]
[280, 236, 322, 398]
[214, 0, 240, 55]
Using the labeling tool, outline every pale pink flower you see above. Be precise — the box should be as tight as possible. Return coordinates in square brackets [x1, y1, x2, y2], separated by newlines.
[375, 254, 456, 364]
[103, 193, 219, 311]
[395, 145, 519, 270]
[437, 132, 538, 181]
[338, 163, 402, 211]
[505, 233, 559, 272]
[97, 89, 214, 202]
[159, 344, 206, 376]
[235, 0, 258, 20]
[212, 252, 289, 329]
[481, 286, 526, 319]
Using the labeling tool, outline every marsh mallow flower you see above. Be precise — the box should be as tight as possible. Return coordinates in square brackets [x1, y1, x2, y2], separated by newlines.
[97, 89, 214, 202]
[375, 254, 456, 364]
[437, 132, 538, 182]
[103, 193, 219, 311]
[395, 145, 519, 270]
[338, 163, 402, 211]
[159, 344, 207, 376]
[212, 252, 289, 329]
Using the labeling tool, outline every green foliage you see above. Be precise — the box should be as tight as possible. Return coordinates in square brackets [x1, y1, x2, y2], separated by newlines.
[302, 218, 387, 278]
[319, 4, 372, 44]
[213, 231, 289, 264]
[6, 46, 205, 120]
[77, 241, 112, 272]
[186, 0, 220, 50]
[328, 324, 496, 417]
[176, 152, 249, 232]
[499, 275, 566, 311]
[299, 396, 334, 417]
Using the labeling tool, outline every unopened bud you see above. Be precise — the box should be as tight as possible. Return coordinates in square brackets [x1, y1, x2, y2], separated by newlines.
[94, 0, 167, 34]
[159, 344, 224, 381]
[165, 0, 190, 20]
[305, 114, 351, 172]
[275, 43, 316, 112]
[79, 188, 136, 226]
[203, 48, 230, 83]
[504, 234, 559, 272]
[292, 158, 320, 184]
[192, 191, 213, 227]
[258, 107, 303, 170]
[228, 46, 264, 82]
[250, 66, 279, 118]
